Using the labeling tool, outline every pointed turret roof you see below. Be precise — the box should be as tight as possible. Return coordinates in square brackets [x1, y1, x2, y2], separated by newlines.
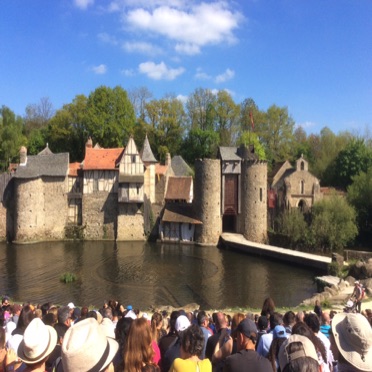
[140, 135, 157, 163]
[38, 143, 54, 156]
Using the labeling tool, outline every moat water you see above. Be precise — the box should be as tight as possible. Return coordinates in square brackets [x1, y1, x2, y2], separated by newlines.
[0, 240, 322, 309]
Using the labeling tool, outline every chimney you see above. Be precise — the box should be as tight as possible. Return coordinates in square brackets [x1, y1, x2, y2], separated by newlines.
[86, 137, 93, 148]
[19, 146, 27, 165]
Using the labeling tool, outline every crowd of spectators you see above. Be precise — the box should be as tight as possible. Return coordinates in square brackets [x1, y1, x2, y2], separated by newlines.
[0, 294, 370, 372]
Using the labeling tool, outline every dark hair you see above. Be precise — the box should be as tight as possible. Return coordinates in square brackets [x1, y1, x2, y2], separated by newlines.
[102, 307, 113, 320]
[292, 322, 326, 363]
[304, 313, 320, 333]
[268, 337, 287, 372]
[87, 310, 97, 320]
[17, 305, 35, 331]
[261, 297, 276, 318]
[181, 324, 204, 357]
[269, 312, 283, 330]
[0, 327, 5, 348]
[282, 341, 319, 372]
[40, 303, 51, 316]
[257, 315, 268, 331]
[57, 306, 71, 324]
[283, 311, 296, 326]
[197, 310, 207, 326]
[42, 313, 56, 327]
[169, 311, 181, 333]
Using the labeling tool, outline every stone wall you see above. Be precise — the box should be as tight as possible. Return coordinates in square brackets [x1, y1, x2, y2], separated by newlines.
[194, 159, 222, 245]
[117, 203, 145, 241]
[82, 192, 117, 240]
[240, 160, 267, 244]
[14, 177, 67, 242]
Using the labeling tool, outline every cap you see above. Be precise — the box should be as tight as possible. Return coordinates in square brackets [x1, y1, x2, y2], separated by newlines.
[175, 315, 190, 332]
[236, 318, 257, 338]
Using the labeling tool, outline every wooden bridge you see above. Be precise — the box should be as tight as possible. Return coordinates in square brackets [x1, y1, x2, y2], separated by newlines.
[219, 233, 331, 271]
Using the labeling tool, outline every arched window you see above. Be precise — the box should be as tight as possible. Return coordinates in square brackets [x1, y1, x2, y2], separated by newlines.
[301, 161, 305, 170]
[300, 180, 305, 194]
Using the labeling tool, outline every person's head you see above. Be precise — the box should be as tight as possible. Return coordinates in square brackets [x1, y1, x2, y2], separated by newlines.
[255, 316, 267, 334]
[283, 311, 296, 327]
[231, 313, 245, 331]
[2, 296, 10, 307]
[236, 318, 257, 351]
[18, 304, 35, 331]
[197, 310, 209, 328]
[180, 324, 204, 359]
[321, 312, 330, 325]
[40, 303, 50, 316]
[102, 307, 113, 321]
[279, 334, 319, 372]
[261, 297, 276, 317]
[58, 306, 72, 327]
[273, 325, 287, 340]
[169, 310, 181, 333]
[295, 311, 304, 323]
[331, 313, 372, 371]
[62, 318, 118, 372]
[150, 312, 163, 341]
[80, 306, 89, 319]
[269, 312, 283, 330]
[42, 313, 56, 327]
[175, 315, 191, 336]
[124, 317, 154, 371]
[18, 318, 57, 368]
[215, 312, 228, 331]
[115, 317, 133, 349]
[304, 313, 320, 333]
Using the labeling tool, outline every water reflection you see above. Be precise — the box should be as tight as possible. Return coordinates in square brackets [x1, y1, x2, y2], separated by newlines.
[0, 241, 322, 309]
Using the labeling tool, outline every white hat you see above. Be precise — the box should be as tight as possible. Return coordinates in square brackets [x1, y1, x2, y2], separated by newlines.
[67, 302, 75, 309]
[62, 318, 119, 372]
[175, 315, 191, 332]
[331, 313, 372, 371]
[17, 318, 57, 364]
[124, 310, 137, 320]
[100, 318, 115, 339]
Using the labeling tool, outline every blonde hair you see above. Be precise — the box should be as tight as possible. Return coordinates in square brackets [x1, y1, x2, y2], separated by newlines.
[150, 312, 163, 342]
[124, 318, 155, 372]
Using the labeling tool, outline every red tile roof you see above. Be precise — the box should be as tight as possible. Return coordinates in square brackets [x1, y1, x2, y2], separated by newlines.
[83, 147, 124, 170]
[165, 176, 193, 201]
[155, 164, 168, 176]
[69, 162, 82, 177]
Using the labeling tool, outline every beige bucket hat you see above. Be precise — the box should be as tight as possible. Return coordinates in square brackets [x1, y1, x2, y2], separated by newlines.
[17, 318, 57, 364]
[61, 317, 119, 372]
[331, 313, 372, 371]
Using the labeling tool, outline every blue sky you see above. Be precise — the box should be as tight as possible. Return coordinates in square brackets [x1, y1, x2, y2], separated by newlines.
[1, 0, 371, 135]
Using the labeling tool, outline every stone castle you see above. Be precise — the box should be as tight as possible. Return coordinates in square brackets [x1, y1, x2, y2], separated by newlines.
[0, 136, 322, 246]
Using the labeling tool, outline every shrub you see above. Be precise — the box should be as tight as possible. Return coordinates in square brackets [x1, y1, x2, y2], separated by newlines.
[60, 272, 77, 283]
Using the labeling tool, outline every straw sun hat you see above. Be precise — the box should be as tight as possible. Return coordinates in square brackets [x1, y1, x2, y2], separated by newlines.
[62, 317, 119, 372]
[331, 313, 372, 371]
[17, 318, 57, 364]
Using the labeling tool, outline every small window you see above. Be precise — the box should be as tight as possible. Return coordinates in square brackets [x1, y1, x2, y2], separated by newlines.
[301, 161, 304, 170]
[260, 188, 263, 202]
[132, 155, 136, 163]
[301, 180, 305, 194]
[136, 184, 140, 194]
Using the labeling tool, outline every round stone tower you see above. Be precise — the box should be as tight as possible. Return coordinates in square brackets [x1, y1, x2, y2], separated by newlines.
[241, 159, 267, 243]
[194, 159, 222, 245]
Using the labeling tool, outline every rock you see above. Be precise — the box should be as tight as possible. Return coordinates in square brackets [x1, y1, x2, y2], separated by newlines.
[332, 252, 344, 267]
[345, 276, 356, 286]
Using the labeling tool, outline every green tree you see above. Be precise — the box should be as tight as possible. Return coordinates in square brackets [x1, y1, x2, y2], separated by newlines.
[45, 94, 88, 161]
[309, 195, 358, 252]
[277, 209, 308, 248]
[214, 90, 239, 146]
[0, 106, 26, 170]
[186, 88, 216, 131]
[237, 131, 266, 160]
[347, 167, 372, 231]
[144, 97, 185, 161]
[180, 128, 219, 165]
[258, 105, 295, 165]
[332, 139, 372, 189]
[85, 86, 135, 148]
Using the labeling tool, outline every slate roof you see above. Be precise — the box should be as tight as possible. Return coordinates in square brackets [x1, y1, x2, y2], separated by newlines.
[218, 147, 241, 161]
[162, 203, 202, 224]
[14, 153, 69, 179]
[140, 135, 157, 163]
[171, 155, 193, 176]
[165, 176, 193, 201]
[38, 145, 54, 156]
[83, 147, 124, 170]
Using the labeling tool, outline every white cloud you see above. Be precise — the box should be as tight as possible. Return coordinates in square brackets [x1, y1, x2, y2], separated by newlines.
[124, 2, 243, 52]
[121, 68, 136, 77]
[176, 94, 188, 104]
[138, 61, 185, 80]
[74, 0, 94, 10]
[194, 67, 211, 80]
[98, 33, 118, 45]
[215, 68, 235, 83]
[296, 121, 316, 130]
[122, 41, 162, 55]
[91, 64, 107, 74]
